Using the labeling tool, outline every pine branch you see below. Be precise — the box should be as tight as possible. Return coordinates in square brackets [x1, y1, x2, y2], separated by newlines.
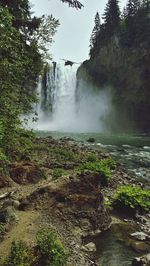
[61, 0, 84, 9]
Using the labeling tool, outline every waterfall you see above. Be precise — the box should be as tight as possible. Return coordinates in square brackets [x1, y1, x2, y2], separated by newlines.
[31, 62, 112, 133]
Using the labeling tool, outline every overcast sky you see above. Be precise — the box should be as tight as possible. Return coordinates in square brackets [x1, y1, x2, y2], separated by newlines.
[30, 0, 127, 62]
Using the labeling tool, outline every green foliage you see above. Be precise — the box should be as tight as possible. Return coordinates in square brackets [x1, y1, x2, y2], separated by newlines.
[0, 2, 59, 159]
[81, 158, 116, 184]
[86, 153, 98, 162]
[52, 148, 78, 162]
[0, 223, 5, 236]
[0, 149, 8, 162]
[113, 185, 150, 213]
[36, 228, 68, 266]
[89, 12, 101, 49]
[103, 0, 120, 34]
[53, 168, 66, 179]
[3, 241, 30, 266]
[0, 229, 69, 266]
[82, 161, 111, 178]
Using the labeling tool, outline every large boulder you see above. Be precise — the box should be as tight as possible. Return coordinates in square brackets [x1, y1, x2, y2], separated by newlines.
[10, 161, 44, 184]
[21, 171, 111, 235]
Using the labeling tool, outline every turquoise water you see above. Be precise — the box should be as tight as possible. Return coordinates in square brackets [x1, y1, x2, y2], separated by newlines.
[35, 131, 150, 147]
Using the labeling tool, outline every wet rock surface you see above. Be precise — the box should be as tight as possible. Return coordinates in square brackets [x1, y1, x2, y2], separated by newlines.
[131, 232, 150, 241]
[132, 253, 150, 266]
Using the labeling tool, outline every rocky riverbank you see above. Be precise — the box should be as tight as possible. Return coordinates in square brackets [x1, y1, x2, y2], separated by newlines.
[0, 137, 149, 265]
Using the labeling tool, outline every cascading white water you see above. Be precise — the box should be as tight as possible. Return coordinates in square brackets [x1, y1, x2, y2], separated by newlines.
[31, 61, 112, 133]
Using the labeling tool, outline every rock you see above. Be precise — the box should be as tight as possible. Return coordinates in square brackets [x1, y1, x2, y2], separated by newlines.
[6, 206, 19, 222]
[10, 161, 44, 184]
[87, 138, 96, 143]
[19, 198, 30, 211]
[0, 206, 19, 224]
[2, 199, 20, 210]
[132, 253, 150, 266]
[25, 170, 111, 234]
[64, 162, 76, 170]
[82, 242, 96, 252]
[130, 241, 150, 253]
[124, 219, 129, 222]
[0, 175, 12, 188]
[87, 229, 102, 237]
[79, 218, 91, 230]
[131, 231, 150, 241]
[60, 137, 74, 142]
[46, 136, 53, 140]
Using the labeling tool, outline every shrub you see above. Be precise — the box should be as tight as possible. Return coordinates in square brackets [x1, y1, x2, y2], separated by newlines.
[113, 185, 150, 214]
[52, 148, 78, 162]
[0, 149, 8, 162]
[80, 158, 116, 185]
[83, 161, 111, 178]
[86, 153, 98, 162]
[53, 168, 66, 179]
[3, 241, 30, 266]
[36, 228, 68, 266]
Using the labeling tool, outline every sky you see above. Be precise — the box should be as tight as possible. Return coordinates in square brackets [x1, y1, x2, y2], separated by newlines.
[30, 0, 127, 62]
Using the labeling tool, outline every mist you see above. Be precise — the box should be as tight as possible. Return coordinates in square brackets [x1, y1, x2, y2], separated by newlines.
[31, 62, 113, 133]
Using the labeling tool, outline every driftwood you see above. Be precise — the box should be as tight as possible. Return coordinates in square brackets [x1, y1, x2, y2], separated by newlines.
[0, 190, 16, 200]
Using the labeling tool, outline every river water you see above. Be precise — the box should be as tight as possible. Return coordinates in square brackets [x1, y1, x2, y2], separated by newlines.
[36, 131, 150, 265]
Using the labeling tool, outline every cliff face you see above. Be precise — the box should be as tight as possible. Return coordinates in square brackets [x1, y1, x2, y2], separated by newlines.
[77, 36, 150, 133]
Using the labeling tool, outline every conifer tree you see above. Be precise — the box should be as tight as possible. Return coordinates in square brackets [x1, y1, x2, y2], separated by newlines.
[126, 0, 141, 17]
[142, 0, 150, 10]
[61, 0, 83, 9]
[103, 0, 120, 36]
[89, 12, 101, 48]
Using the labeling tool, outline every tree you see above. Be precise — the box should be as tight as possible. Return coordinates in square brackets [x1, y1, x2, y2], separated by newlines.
[0, 0, 31, 28]
[30, 15, 59, 56]
[120, 0, 150, 47]
[90, 12, 101, 49]
[60, 0, 83, 9]
[126, 0, 141, 17]
[0, 3, 59, 158]
[142, 0, 150, 9]
[103, 0, 120, 36]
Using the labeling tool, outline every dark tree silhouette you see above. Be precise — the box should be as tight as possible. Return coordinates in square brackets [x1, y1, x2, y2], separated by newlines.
[126, 0, 141, 17]
[89, 12, 101, 49]
[61, 0, 83, 9]
[103, 0, 120, 35]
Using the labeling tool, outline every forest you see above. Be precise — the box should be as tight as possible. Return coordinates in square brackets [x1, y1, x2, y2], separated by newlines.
[0, 0, 60, 161]
[78, 0, 150, 132]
